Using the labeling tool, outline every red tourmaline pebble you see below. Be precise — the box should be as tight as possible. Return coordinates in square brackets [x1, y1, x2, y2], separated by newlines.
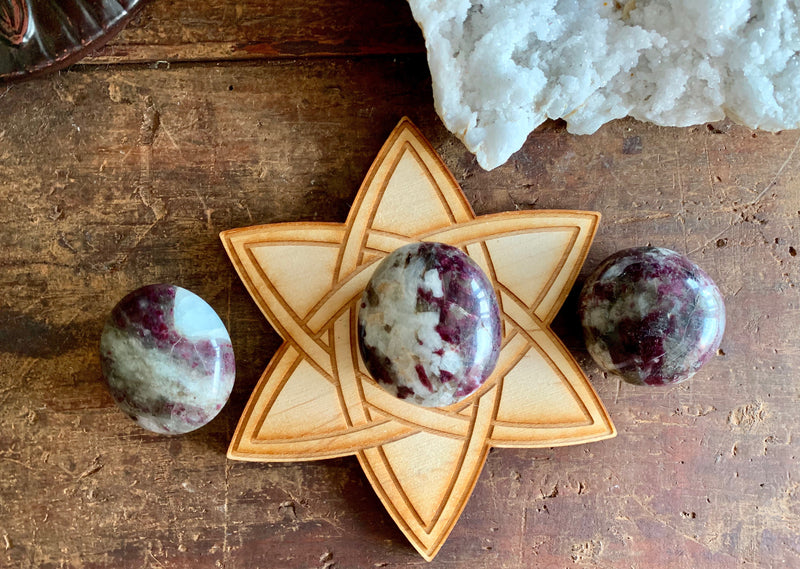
[579, 247, 725, 386]
[358, 242, 502, 407]
[100, 284, 235, 433]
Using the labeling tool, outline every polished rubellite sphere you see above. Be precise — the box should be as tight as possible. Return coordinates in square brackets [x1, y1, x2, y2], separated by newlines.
[357, 242, 502, 407]
[579, 247, 725, 386]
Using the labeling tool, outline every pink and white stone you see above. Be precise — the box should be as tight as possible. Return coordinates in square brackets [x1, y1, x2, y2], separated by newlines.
[357, 242, 502, 407]
[579, 247, 725, 386]
[100, 284, 235, 434]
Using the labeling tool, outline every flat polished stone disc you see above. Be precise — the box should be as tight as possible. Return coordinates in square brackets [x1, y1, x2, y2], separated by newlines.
[358, 242, 502, 407]
[579, 247, 725, 386]
[100, 284, 236, 434]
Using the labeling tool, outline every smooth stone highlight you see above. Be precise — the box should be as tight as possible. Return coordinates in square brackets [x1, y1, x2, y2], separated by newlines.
[358, 242, 502, 407]
[579, 247, 725, 386]
[100, 284, 235, 434]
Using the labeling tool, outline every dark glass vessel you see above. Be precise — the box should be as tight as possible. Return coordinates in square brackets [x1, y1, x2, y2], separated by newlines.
[1, 0, 148, 81]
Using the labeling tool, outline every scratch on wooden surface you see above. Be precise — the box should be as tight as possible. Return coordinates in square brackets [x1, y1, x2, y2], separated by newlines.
[148, 550, 165, 568]
[613, 212, 672, 225]
[703, 137, 715, 194]
[206, 208, 215, 231]
[114, 220, 159, 268]
[689, 222, 737, 255]
[692, 133, 800, 254]
[601, 156, 624, 186]
[674, 149, 689, 254]
[221, 447, 231, 568]
[516, 507, 528, 566]
[139, 97, 161, 147]
[626, 493, 738, 562]
[136, 184, 166, 221]
[750, 133, 800, 205]
[12, 358, 38, 390]
[226, 274, 232, 330]
[0, 457, 33, 471]
[136, 96, 167, 223]
[77, 455, 104, 480]
[159, 122, 181, 150]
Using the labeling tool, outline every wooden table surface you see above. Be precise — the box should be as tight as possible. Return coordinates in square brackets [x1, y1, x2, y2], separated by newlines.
[2, 2, 798, 568]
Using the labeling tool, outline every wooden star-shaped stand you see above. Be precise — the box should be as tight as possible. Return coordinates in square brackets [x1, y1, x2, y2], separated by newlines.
[221, 118, 615, 561]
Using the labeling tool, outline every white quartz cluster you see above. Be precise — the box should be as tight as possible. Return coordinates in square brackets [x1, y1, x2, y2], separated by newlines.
[408, 0, 800, 169]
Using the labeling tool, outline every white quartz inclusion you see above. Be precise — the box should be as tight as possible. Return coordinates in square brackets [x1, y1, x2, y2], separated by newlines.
[173, 288, 229, 341]
[408, 0, 800, 170]
[362, 257, 471, 406]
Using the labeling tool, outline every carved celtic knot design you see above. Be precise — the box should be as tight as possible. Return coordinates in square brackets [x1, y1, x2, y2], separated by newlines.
[221, 118, 616, 560]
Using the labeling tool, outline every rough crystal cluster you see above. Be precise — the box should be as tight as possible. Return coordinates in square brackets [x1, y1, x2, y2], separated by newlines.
[358, 242, 502, 407]
[100, 284, 235, 434]
[408, 0, 800, 169]
[578, 247, 725, 386]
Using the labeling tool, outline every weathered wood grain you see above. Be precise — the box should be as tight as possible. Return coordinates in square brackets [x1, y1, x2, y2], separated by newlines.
[86, 0, 425, 64]
[1, 1, 799, 568]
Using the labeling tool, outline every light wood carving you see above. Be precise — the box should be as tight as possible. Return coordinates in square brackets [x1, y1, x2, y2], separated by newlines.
[221, 117, 616, 561]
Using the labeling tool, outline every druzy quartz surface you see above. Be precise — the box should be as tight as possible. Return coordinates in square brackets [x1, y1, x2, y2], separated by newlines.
[357, 242, 502, 407]
[100, 284, 235, 434]
[579, 247, 725, 386]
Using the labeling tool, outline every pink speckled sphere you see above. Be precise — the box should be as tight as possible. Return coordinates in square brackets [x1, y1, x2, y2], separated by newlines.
[579, 247, 725, 386]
